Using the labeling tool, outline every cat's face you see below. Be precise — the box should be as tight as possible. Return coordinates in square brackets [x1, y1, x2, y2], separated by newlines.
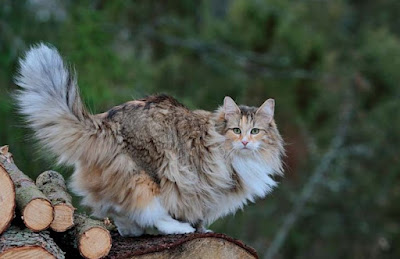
[221, 97, 279, 155]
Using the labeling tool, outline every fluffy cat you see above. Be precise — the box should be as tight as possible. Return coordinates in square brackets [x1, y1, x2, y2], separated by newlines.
[15, 43, 284, 236]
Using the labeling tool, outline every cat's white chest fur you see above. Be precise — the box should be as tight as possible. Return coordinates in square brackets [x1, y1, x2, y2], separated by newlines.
[232, 155, 277, 201]
[206, 155, 278, 224]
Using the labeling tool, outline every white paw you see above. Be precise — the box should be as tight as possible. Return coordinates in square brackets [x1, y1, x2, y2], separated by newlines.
[156, 220, 195, 235]
[173, 222, 196, 234]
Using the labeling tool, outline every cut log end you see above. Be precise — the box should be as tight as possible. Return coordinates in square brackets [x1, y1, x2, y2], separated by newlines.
[35, 170, 75, 232]
[23, 198, 53, 231]
[0, 246, 55, 259]
[52, 214, 112, 258]
[50, 203, 75, 232]
[0, 166, 15, 235]
[79, 227, 112, 259]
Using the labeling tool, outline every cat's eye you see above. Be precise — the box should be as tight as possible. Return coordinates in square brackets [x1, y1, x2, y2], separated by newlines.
[232, 128, 241, 134]
[251, 128, 260, 134]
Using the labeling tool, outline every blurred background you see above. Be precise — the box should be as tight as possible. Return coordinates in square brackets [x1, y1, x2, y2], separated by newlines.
[1, 0, 399, 258]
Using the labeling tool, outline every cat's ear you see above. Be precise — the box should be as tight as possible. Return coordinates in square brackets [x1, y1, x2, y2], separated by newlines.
[224, 96, 240, 119]
[256, 99, 274, 122]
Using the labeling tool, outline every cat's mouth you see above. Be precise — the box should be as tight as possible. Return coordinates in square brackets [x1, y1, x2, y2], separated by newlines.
[240, 145, 258, 152]
[241, 146, 252, 151]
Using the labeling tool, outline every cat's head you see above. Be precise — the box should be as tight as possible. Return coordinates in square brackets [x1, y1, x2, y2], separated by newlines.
[215, 97, 284, 163]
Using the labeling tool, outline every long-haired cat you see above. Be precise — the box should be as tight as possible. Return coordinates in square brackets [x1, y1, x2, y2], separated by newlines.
[15, 44, 284, 236]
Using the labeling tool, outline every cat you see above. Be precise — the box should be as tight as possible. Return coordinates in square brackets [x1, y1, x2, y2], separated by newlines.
[15, 43, 285, 236]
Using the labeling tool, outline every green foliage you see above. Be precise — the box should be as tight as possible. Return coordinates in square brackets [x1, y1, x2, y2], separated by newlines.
[1, 0, 399, 258]
[360, 28, 400, 94]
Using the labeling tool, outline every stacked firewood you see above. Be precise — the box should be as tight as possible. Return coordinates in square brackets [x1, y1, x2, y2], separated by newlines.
[0, 145, 259, 259]
[0, 146, 112, 259]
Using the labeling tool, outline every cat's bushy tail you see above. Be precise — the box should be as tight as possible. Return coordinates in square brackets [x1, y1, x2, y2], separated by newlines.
[15, 43, 119, 166]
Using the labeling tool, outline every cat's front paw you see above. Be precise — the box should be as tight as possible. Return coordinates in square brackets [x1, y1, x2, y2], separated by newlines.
[156, 220, 195, 235]
[173, 222, 196, 234]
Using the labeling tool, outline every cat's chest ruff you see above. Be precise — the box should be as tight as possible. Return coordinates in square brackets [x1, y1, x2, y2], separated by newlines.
[231, 155, 277, 199]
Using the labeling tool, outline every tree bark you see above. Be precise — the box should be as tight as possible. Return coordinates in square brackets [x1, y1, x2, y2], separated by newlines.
[106, 232, 258, 259]
[36, 170, 75, 232]
[0, 146, 15, 235]
[0, 226, 65, 259]
[0, 146, 53, 232]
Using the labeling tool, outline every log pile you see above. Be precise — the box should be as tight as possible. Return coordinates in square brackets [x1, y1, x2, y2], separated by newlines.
[0, 146, 112, 259]
[0, 146, 53, 232]
[0, 145, 258, 259]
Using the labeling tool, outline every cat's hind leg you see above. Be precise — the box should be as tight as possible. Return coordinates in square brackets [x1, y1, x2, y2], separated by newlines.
[194, 220, 213, 233]
[134, 197, 195, 235]
[106, 169, 194, 235]
[113, 215, 144, 237]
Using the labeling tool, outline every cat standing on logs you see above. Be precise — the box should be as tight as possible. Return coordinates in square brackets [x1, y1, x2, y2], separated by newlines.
[15, 43, 284, 236]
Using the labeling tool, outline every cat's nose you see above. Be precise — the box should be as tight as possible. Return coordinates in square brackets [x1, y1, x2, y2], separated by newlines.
[242, 140, 249, 146]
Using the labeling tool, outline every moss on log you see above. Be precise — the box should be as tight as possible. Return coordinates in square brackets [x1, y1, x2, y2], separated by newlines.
[0, 226, 65, 259]
[36, 170, 75, 232]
